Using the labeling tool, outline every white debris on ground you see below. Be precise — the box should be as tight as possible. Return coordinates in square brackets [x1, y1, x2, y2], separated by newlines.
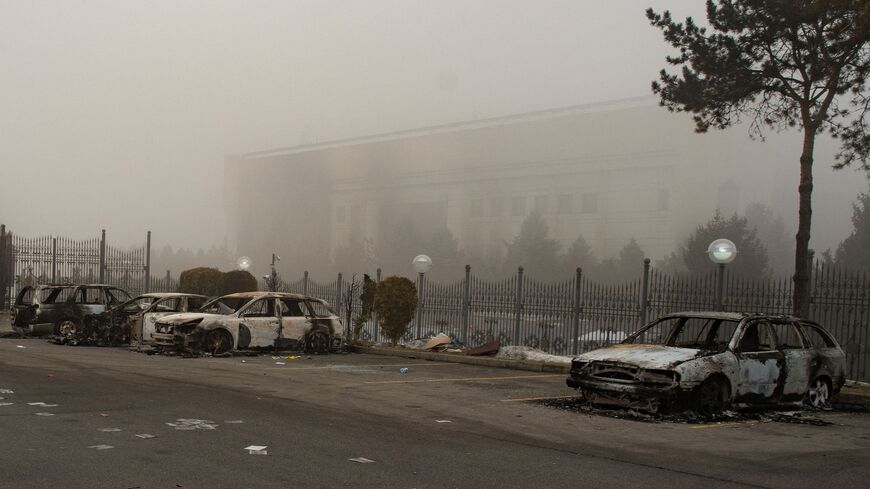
[845, 379, 870, 387]
[495, 345, 572, 365]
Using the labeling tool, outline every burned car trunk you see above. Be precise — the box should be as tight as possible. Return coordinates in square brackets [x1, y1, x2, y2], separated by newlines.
[566, 312, 846, 414]
[152, 292, 345, 356]
[12, 284, 131, 343]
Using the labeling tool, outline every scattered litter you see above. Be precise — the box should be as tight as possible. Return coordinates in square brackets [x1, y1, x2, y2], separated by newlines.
[424, 333, 453, 351]
[88, 445, 114, 450]
[399, 368, 409, 374]
[35, 412, 55, 416]
[275, 362, 286, 365]
[224, 420, 244, 424]
[135, 434, 156, 439]
[348, 457, 375, 464]
[16, 345, 26, 349]
[0, 403, 13, 407]
[99, 428, 122, 432]
[435, 420, 453, 423]
[287, 355, 300, 360]
[446, 348, 463, 353]
[244, 445, 268, 455]
[99, 413, 109, 417]
[166, 418, 218, 430]
[241, 360, 246, 363]
[495, 345, 572, 365]
[27, 402, 58, 407]
[271, 356, 282, 360]
[0, 389, 12, 394]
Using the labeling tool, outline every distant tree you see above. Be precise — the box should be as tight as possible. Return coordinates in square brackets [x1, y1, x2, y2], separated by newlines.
[426, 228, 465, 282]
[648, 0, 870, 315]
[680, 211, 769, 279]
[835, 189, 870, 269]
[744, 203, 792, 276]
[178, 267, 223, 296]
[504, 211, 562, 279]
[655, 251, 689, 275]
[354, 273, 378, 342]
[383, 217, 425, 276]
[562, 233, 597, 275]
[617, 238, 646, 281]
[374, 276, 418, 344]
[219, 270, 258, 295]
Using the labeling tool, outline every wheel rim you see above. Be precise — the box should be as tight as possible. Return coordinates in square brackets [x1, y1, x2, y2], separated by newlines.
[59, 320, 78, 337]
[699, 381, 726, 414]
[309, 332, 329, 353]
[809, 379, 830, 408]
[207, 331, 231, 354]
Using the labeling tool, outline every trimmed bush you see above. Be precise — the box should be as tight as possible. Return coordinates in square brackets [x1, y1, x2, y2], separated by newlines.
[373, 276, 417, 344]
[178, 267, 223, 297]
[219, 270, 258, 295]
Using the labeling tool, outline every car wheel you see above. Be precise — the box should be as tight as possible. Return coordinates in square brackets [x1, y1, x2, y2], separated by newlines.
[696, 377, 730, 415]
[306, 330, 330, 354]
[203, 330, 233, 355]
[57, 319, 80, 339]
[807, 377, 832, 409]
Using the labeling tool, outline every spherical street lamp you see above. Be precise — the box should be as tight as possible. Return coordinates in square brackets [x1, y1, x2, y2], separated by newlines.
[412, 254, 432, 274]
[707, 239, 737, 310]
[411, 255, 432, 338]
[237, 256, 252, 271]
[707, 239, 738, 264]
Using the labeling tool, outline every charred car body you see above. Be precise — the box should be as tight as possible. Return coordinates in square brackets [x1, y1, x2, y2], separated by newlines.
[152, 291, 344, 354]
[98, 293, 209, 345]
[567, 312, 846, 413]
[11, 284, 131, 338]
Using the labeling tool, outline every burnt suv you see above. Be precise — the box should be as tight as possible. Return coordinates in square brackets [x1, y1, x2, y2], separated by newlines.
[11, 284, 132, 337]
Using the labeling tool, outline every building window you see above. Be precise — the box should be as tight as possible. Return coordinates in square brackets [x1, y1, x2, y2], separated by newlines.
[511, 196, 526, 217]
[557, 194, 572, 214]
[335, 205, 346, 223]
[470, 199, 483, 218]
[581, 193, 598, 214]
[490, 197, 504, 217]
[657, 189, 670, 211]
[534, 195, 548, 214]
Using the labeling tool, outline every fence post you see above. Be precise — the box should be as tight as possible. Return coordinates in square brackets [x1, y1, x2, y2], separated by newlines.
[572, 267, 582, 355]
[415, 272, 425, 339]
[336, 273, 343, 318]
[716, 263, 726, 310]
[806, 250, 815, 311]
[302, 271, 309, 295]
[640, 258, 650, 326]
[144, 231, 151, 292]
[99, 229, 106, 283]
[0, 224, 6, 309]
[461, 265, 471, 345]
[374, 268, 381, 343]
[51, 238, 57, 283]
[514, 266, 524, 346]
[165, 270, 171, 291]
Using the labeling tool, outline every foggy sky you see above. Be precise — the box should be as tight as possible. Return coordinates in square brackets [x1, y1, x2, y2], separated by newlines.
[0, 0, 866, 254]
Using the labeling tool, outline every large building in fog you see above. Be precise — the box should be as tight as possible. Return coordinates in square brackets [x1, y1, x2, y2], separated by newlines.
[225, 97, 788, 275]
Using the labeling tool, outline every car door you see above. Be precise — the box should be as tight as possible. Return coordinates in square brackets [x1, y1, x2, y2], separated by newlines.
[78, 287, 106, 319]
[238, 298, 280, 348]
[769, 321, 813, 402]
[141, 297, 182, 342]
[12, 286, 35, 326]
[278, 298, 311, 344]
[734, 320, 783, 403]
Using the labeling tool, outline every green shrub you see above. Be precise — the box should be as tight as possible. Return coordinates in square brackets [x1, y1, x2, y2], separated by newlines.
[373, 276, 417, 344]
[178, 267, 223, 296]
[219, 270, 258, 295]
[353, 274, 378, 341]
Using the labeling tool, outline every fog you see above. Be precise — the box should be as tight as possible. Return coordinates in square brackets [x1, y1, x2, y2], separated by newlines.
[1, 1, 866, 278]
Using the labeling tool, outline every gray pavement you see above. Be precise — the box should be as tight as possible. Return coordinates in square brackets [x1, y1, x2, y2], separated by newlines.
[1, 336, 868, 488]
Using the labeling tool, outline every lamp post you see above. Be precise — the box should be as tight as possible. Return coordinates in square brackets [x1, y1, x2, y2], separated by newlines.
[707, 239, 737, 310]
[412, 254, 432, 338]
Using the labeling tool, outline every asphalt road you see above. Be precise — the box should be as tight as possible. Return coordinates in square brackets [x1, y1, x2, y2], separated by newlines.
[1, 333, 869, 488]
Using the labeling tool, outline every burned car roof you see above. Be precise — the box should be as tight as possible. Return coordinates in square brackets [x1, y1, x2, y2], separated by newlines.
[135, 292, 206, 298]
[220, 291, 325, 301]
[659, 311, 804, 322]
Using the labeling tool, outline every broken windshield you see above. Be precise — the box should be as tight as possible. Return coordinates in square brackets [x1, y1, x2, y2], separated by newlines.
[199, 296, 251, 315]
[625, 317, 739, 352]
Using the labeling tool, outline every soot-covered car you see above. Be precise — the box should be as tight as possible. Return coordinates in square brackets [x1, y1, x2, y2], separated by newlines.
[152, 291, 344, 355]
[100, 293, 209, 345]
[566, 312, 846, 413]
[11, 284, 131, 337]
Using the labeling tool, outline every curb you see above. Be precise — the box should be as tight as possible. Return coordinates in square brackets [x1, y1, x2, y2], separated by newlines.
[349, 345, 570, 374]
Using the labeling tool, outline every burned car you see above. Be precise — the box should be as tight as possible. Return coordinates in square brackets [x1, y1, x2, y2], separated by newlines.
[97, 293, 209, 345]
[11, 284, 131, 337]
[566, 312, 846, 413]
[152, 291, 344, 354]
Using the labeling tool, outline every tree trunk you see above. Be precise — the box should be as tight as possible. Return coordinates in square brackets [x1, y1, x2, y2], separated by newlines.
[792, 127, 816, 317]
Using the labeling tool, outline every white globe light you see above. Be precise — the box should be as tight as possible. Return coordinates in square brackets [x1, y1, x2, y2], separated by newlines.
[412, 254, 432, 274]
[237, 256, 252, 271]
[707, 239, 737, 264]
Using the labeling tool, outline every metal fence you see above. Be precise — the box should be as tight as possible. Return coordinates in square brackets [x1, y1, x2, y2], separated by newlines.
[276, 261, 870, 382]
[0, 225, 179, 307]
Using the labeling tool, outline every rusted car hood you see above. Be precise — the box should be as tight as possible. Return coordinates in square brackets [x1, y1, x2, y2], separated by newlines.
[575, 344, 702, 369]
[157, 313, 219, 325]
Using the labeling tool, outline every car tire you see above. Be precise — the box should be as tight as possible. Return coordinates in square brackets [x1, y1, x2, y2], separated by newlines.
[305, 330, 330, 354]
[696, 377, 731, 415]
[203, 330, 233, 355]
[807, 377, 832, 409]
[56, 319, 80, 339]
